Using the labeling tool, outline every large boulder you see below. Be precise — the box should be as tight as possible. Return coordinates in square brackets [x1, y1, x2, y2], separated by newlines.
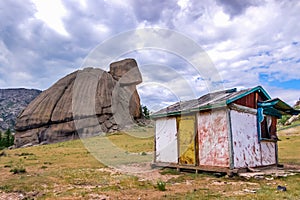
[284, 99, 300, 125]
[284, 114, 300, 126]
[14, 58, 142, 148]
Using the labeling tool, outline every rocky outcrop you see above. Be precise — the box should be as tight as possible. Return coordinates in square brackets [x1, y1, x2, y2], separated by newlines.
[295, 99, 300, 108]
[284, 99, 300, 125]
[284, 114, 300, 125]
[0, 88, 41, 131]
[14, 58, 142, 147]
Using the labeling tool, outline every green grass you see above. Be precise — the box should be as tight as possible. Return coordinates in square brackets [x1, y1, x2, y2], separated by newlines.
[9, 159, 26, 174]
[0, 126, 299, 199]
[278, 135, 300, 165]
[278, 124, 300, 165]
[162, 174, 300, 200]
[0, 131, 155, 199]
[160, 168, 181, 175]
[156, 180, 166, 191]
[278, 121, 300, 131]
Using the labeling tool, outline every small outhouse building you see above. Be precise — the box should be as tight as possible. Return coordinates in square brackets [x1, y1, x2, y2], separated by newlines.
[151, 86, 299, 173]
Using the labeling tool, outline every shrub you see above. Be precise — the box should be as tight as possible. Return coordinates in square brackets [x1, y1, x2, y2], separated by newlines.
[10, 167, 26, 174]
[157, 180, 166, 191]
[0, 151, 7, 157]
[278, 115, 291, 125]
[141, 105, 150, 119]
[10, 159, 26, 174]
[160, 168, 180, 175]
[0, 129, 14, 149]
[19, 152, 34, 156]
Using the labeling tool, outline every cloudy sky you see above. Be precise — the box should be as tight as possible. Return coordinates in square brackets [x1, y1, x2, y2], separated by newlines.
[1, 0, 299, 110]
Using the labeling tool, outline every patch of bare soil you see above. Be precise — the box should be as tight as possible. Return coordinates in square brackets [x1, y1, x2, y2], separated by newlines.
[238, 166, 300, 180]
[0, 192, 24, 200]
[92, 180, 209, 200]
[97, 162, 182, 183]
[93, 162, 206, 199]
[0, 191, 42, 200]
[96, 164, 300, 200]
[283, 164, 300, 171]
[278, 125, 300, 136]
[116, 162, 180, 182]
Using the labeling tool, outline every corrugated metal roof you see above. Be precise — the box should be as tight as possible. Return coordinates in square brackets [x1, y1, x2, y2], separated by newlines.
[151, 86, 269, 118]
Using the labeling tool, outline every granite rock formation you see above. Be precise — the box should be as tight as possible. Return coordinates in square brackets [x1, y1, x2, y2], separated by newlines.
[284, 98, 300, 125]
[14, 59, 142, 147]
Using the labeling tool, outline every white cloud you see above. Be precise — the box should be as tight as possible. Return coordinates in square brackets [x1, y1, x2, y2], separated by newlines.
[265, 86, 300, 106]
[31, 0, 69, 36]
[0, 41, 11, 66]
[0, 0, 299, 110]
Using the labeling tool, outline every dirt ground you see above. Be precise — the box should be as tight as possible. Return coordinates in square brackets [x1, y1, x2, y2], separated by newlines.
[92, 163, 300, 200]
[1, 163, 300, 200]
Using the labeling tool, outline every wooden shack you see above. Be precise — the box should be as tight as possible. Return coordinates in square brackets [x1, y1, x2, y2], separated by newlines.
[151, 86, 299, 173]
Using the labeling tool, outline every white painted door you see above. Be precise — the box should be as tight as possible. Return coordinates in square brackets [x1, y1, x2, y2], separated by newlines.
[155, 117, 178, 163]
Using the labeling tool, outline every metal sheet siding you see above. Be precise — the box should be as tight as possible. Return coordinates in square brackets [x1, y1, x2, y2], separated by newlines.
[197, 109, 230, 167]
[155, 117, 178, 163]
[178, 115, 196, 165]
[230, 110, 261, 168]
[261, 142, 276, 165]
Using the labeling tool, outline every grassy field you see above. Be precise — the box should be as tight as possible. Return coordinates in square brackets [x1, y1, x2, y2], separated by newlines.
[0, 126, 299, 199]
[278, 123, 300, 165]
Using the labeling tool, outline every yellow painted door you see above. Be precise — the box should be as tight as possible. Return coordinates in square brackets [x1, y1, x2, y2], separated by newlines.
[177, 115, 196, 165]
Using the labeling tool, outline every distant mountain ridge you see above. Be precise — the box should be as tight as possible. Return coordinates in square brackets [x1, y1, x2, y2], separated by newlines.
[0, 88, 41, 131]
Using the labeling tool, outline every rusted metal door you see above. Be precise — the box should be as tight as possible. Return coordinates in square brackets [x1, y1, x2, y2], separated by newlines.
[177, 115, 196, 165]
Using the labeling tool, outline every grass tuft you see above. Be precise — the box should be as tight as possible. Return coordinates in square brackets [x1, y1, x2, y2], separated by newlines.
[9, 159, 26, 174]
[160, 168, 181, 175]
[156, 180, 166, 191]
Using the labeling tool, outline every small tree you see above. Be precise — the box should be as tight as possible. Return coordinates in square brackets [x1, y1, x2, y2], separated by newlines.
[5, 129, 10, 146]
[2, 129, 14, 148]
[0, 131, 3, 149]
[141, 105, 150, 119]
[278, 115, 291, 125]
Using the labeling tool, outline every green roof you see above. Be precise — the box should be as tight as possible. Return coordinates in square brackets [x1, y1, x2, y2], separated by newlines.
[258, 98, 300, 117]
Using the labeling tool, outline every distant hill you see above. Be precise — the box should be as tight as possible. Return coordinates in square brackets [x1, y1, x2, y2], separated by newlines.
[0, 88, 41, 131]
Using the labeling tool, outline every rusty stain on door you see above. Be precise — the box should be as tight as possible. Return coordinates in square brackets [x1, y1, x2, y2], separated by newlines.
[177, 115, 196, 165]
